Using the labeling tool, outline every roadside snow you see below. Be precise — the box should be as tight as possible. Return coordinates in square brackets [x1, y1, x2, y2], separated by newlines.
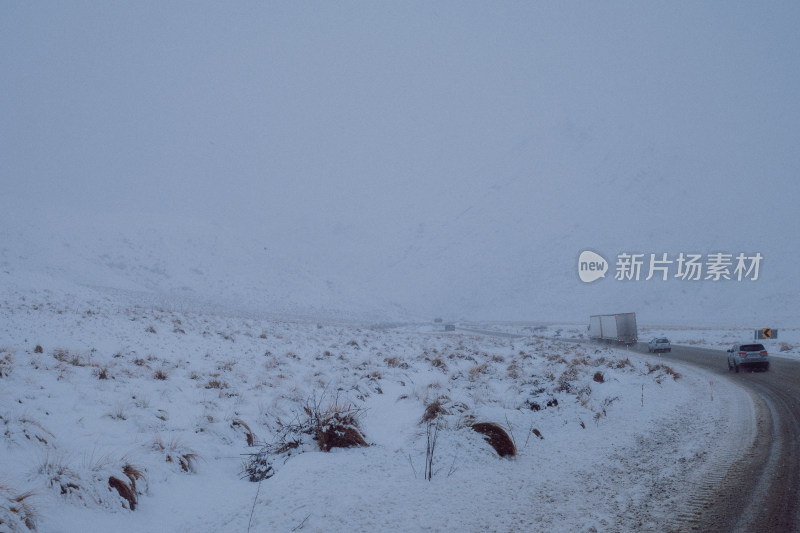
[0, 286, 754, 532]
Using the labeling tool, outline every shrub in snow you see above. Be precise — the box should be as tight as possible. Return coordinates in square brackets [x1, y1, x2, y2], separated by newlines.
[472, 422, 517, 458]
[242, 393, 368, 482]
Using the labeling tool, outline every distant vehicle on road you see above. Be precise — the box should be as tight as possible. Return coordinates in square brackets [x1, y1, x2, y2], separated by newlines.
[444, 324, 455, 332]
[647, 338, 671, 353]
[727, 343, 769, 372]
[588, 312, 638, 345]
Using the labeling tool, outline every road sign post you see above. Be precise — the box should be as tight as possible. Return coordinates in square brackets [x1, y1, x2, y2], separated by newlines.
[755, 328, 778, 340]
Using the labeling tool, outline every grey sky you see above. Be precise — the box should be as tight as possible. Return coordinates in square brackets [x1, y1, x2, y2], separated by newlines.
[2, 2, 799, 322]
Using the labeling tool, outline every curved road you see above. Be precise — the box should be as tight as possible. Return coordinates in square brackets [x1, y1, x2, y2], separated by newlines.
[630, 343, 800, 532]
[457, 326, 800, 530]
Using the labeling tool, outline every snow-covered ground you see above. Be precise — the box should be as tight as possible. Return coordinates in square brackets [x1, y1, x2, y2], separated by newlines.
[1, 284, 754, 532]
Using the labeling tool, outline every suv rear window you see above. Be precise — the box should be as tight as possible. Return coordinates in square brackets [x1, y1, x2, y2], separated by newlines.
[741, 344, 766, 352]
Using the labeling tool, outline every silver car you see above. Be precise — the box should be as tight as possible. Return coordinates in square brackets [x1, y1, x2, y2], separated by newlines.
[727, 343, 769, 372]
[647, 337, 671, 353]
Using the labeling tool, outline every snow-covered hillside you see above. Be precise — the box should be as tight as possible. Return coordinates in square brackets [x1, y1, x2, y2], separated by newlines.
[0, 285, 753, 532]
[2, 2, 799, 325]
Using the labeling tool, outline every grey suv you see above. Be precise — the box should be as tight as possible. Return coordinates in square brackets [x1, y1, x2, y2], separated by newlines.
[727, 343, 769, 372]
[647, 338, 671, 353]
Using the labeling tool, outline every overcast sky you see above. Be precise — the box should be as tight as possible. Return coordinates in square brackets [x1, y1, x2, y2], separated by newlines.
[2, 2, 799, 322]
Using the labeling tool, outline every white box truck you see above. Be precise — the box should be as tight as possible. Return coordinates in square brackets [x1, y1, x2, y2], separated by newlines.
[588, 312, 638, 345]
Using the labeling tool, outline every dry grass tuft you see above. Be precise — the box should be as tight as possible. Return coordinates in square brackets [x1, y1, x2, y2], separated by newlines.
[231, 418, 256, 446]
[152, 435, 199, 473]
[428, 357, 448, 372]
[205, 379, 225, 389]
[0, 486, 37, 531]
[52, 348, 70, 363]
[468, 362, 489, 380]
[472, 422, 517, 458]
[313, 400, 368, 452]
[108, 476, 136, 510]
[593, 371, 605, 383]
[420, 398, 449, 424]
[608, 357, 633, 370]
[384, 356, 407, 368]
[645, 362, 681, 381]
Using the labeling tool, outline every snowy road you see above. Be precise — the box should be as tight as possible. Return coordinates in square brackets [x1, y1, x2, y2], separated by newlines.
[628, 343, 800, 532]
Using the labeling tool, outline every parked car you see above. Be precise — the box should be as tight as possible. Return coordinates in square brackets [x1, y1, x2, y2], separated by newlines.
[647, 338, 671, 353]
[727, 343, 769, 372]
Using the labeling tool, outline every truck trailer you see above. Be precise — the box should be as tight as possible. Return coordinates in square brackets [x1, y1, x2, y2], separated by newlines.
[588, 312, 638, 345]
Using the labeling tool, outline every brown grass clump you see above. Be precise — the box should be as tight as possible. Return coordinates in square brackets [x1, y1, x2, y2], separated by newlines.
[608, 357, 633, 370]
[52, 348, 70, 363]
[34, 345, 44, 354]
[153, 369, 168, 380]
[645, 362, 681, 381]
[468, 362, 489, 380]
[384, 356, 407, 368]
[429, 357, 448, 372]
[205, 379, 227, 389]
[593, 371, 605, 383]
[315, 405, 368, 452]
[152, 436, 199, 473]
[231, 418, 256, 446]
[472, 422, 517, 458]
[0, 487, 37, 531]
[420, 398, 449, 424]
[108, 476, 137, 510]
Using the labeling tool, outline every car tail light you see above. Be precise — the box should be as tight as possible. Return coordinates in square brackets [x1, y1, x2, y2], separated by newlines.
[738, 352, 747, 356]
[761, 351, 768, 355]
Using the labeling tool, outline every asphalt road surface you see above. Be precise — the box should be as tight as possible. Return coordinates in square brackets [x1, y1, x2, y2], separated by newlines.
[629, 342, 800, 532]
